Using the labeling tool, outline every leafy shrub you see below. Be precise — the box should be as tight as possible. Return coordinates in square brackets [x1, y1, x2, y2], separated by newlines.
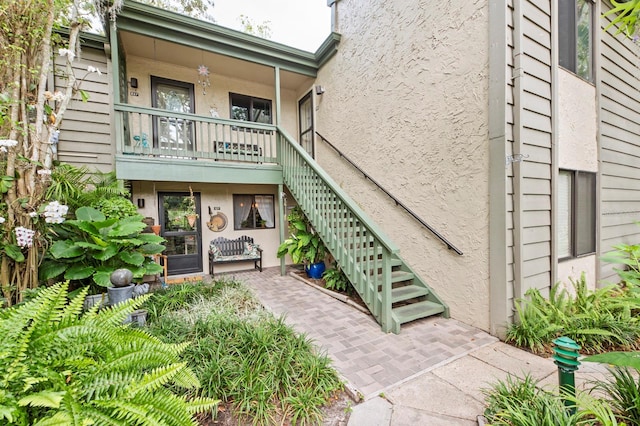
[483, 374, 577, 425]
[277, 206, 327, 265]
[0, 282, 218, 425]
[144, 279, 239, 322]
[585, 352, 640, 425]
[47, 166, 130, 212]
[323, 264, 351, 293]
[146, 282, 343, 425]
[482, 374, 619, 425]
[92, 197, 138, 219]
[39, 206, 165, 289]
[506, 274, 640, 355]
[602, 242, 640, 289]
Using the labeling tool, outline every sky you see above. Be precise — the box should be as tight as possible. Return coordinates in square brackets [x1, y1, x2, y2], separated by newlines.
[211, 0, 332, 52]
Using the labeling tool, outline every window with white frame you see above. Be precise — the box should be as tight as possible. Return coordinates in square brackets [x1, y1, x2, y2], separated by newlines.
[233, 194, 275, 229]
[559, 0, 594, 81]
[558, 170, 596, 259]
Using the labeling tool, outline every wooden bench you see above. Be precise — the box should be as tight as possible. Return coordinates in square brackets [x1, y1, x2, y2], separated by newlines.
[208, 235, 263, 276]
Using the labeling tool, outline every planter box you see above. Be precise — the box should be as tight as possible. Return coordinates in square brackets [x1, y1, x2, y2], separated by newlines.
[84, 293, 109, 310]
[130, 309, 148, 327]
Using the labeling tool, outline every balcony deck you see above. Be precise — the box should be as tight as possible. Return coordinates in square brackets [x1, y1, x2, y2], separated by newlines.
[114, 103, 283, 184]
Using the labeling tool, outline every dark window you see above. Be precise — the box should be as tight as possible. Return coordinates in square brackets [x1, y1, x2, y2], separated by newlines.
[559, 0, 594, 81]
[233, 194, 275, 230]
[230, 93, 272, 124]
[558, 170, 596, 259]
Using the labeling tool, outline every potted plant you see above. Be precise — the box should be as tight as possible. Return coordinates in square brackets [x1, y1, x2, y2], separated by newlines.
[185, 186, 198, 228]
[277, 206, 327, 279]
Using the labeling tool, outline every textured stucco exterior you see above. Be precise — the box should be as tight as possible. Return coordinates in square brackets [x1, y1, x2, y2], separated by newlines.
[315, 0, 491, 329]
[557, 68, 598, 289]
[557, 70, 598, 173]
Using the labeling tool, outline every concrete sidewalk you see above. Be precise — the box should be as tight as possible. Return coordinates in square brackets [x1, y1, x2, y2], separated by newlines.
[223, 267, 611, 425]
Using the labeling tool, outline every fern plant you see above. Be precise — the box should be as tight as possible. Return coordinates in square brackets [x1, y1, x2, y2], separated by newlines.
[0, 282, 218, 425]
[506, 273, 640, 354]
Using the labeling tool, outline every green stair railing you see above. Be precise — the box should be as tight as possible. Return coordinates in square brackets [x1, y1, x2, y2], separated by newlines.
[278, 127, 403, 332]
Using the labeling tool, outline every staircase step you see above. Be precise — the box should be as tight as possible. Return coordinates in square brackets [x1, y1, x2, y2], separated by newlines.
[391, 270, 414, 283]
[393, 301, 446, 325]
[391, 285, 430, 303]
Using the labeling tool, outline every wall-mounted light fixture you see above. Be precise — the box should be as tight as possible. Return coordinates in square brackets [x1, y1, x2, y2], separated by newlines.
[315, 85, 325, 95]
[137, 198, 145, 208]
[129, 77, 138, 89]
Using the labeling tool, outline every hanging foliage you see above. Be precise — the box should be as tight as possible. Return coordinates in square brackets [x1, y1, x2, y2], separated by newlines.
[604, 0, 640, 36]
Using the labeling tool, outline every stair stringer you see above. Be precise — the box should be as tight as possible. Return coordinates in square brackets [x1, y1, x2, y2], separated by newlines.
[278, 127, 448, 333]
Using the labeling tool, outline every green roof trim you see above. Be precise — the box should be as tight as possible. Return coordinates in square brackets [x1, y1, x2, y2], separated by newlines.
[56, 28, 108, 51]
[315, 32, 341, 67]
[114, 1, 340, 77]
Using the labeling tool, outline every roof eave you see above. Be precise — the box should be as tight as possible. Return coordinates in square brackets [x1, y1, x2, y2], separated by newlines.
[115, 1, 334, 77]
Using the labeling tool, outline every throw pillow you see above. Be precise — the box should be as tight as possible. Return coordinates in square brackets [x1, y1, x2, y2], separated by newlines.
[243, 242, 259, 256]
[210, 244, 223, 259]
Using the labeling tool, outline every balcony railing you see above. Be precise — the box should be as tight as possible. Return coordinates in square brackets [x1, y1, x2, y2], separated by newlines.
[114, 103, 277, 164]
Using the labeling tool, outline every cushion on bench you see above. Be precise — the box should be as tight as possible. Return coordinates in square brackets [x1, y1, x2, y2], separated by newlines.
[209, 236, 263, 276]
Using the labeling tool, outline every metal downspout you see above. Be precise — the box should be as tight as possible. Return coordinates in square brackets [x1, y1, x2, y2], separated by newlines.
[551, 0, 559, 290]
[512, 0, 525, 305]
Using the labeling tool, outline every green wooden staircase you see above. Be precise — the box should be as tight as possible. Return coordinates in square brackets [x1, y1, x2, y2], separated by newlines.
[278, 128, 449, 334]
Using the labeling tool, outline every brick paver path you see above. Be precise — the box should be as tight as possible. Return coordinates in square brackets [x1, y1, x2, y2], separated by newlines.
[223, 267, 498, 399]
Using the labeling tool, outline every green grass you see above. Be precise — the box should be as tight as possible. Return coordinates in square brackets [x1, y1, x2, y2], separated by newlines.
[144, 279, 240, 322]
[483, 374, 620, 425]
[145, 280, 344, 425]
[590, 366, 640, 425]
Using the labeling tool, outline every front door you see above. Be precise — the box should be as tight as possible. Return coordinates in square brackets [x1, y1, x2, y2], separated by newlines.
[159, 192, 202, 275]
[298, 91, 314, 157]
[151, 76, 195, 153]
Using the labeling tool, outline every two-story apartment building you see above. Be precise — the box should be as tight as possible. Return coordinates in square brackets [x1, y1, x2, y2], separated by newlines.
[57, 0, 640, 336]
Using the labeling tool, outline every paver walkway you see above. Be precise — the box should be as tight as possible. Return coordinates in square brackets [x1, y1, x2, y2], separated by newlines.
[223, 267, 498, 399]
[209, 267, 614, 425]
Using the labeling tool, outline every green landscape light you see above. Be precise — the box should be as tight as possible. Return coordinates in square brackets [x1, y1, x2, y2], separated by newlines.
[552, 336, 581, 415]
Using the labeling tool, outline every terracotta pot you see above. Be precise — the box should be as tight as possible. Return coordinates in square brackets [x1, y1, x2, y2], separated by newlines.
[187, 214, 198, 227]
[151, 225, 161, 235]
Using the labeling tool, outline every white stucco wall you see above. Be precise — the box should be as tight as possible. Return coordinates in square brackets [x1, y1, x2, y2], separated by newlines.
[557, 70, 598, 172]
[133, 181, 282, 277]
[316, 0, 491, 330]
[557, 69, 598, 289]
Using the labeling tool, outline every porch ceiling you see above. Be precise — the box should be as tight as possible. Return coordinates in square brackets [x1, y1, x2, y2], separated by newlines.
[120, 32, 311, 91]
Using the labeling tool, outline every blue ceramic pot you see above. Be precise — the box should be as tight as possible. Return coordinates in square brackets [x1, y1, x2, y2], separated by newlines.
[305, 261, 326, 279]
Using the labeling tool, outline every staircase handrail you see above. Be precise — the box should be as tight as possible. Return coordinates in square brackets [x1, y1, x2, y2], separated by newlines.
[315, 131, 463, 256]
[278, 127, 400, 255]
